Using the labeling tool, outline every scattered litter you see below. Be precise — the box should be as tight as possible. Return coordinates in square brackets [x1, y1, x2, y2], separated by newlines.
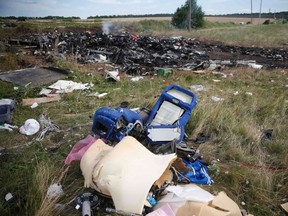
[0, 123, 18, 132]
[147, 203, 175, 216]
[246, 92, 253, 96]
[208, 63, 219, 71]
[156, 68, 173, 77]
[48, 80, 92, 93]
[213, 79, 221, 83]
[46, 183, 64, 200]
[211, 96, 224, 102]
[176, 159, 213, 185]
[13, 87, 19, 90]
[260, 128, 273, 143]
[0, 105, 12, 124]
[22, 94, 61, 106]
[39, 88, 54, 96]
[65, 135, 99, 165]
[131, 76, 144, 82]
[165, 184, 214, 202]
[155, 189, 242, 216]
[105, 207, 142, 216]
[189, 85, 205, 92]
[234, 91, 239, 95]
[97, 93, 108, 98]
[88, 92, 108, 98]
[212, 71, 233, 78]
[30, 102, 38, 109]
[248, 63, 263, 70]
[193, 70, 206, 74]
[5, 193, 13, 202]
[36, 114, 60, 141]
[0, 98, 15, 108]
[106, 70, 120, 81]
[74, 192, 99, 216]
[19, 119, 40, 136]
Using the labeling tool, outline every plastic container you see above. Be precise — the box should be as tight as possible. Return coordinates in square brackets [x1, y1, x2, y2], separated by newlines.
[0, 105, 11, 124]
[156, 68, 173, 77]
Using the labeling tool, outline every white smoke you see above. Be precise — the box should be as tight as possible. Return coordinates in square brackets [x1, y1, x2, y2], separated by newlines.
[102, 21, 113, 34]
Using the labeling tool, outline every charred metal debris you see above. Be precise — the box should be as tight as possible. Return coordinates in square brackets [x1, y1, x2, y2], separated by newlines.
[4, 31, 288, 73]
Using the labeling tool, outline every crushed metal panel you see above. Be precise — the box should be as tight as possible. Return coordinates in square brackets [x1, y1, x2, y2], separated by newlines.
[0, 67, 69, 87]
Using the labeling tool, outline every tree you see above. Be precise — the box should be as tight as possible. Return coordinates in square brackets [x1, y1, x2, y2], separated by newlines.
[172, 0, 205, 29]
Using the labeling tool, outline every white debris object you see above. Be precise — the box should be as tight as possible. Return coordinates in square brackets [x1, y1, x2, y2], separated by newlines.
[189, 85, 205, 92]
[234, 91, 239, 96]
[131, 76, 144, 82]
[246, 92, 253, 96]
[165, 184, 215, 203]
[48, 80, 92, 93]
[5, 193, 13, 202]
[19, 119, 40, 135]
[97, 93, 108, 98]
[87, 92, 108, 98]
[39, 88, 53, 96]
[248, 63, 263, 70]
[30, 102, 38, 109]
[211, 96, 224, 102]
[106, 71, 120, 81]
[46, 183, 64, 200]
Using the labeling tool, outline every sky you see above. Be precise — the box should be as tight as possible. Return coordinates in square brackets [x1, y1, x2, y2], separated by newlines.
[0, 0, 287, 19]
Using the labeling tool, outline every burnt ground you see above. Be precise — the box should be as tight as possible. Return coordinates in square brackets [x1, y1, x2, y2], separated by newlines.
[1, 27, 287, 73]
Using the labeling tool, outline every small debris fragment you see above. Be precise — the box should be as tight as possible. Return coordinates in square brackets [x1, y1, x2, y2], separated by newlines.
[189, 85, 205, 92]
[211, 96, 224, 102]
[46, 183, 64, 200]
[5, 193, 13, 202]
[246, 92, 253, 96]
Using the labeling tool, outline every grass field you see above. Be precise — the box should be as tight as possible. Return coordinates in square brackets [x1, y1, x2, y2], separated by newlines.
[0, 17, 287, 216]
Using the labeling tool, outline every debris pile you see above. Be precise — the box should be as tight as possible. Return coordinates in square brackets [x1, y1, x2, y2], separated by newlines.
[5, 31, 288, 73]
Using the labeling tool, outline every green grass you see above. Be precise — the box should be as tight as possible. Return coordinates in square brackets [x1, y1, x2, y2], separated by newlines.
[190, 23, 288, 47]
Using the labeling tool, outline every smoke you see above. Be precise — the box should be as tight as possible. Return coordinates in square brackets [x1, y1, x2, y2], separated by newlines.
[102, 21, 113, 34]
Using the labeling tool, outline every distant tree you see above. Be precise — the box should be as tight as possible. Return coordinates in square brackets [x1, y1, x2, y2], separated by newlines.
[172, 0, 204, 29]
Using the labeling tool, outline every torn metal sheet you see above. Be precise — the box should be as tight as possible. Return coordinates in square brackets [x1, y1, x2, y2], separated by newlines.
[0, 67, 69, 87]
[81, 136, 176, 215]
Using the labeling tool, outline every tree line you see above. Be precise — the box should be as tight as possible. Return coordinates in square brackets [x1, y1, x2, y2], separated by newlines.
[0, 16, 81, 20]
[87, 13, 172, 19]
[207, 11, 288, 19]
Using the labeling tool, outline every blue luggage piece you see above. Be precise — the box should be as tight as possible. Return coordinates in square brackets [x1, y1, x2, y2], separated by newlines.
[92, 84, 197, 145]
[145, 84, 197, 145]
[92, 106, 143, 142]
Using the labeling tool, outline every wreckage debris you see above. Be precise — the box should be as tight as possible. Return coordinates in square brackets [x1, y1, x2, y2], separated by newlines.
[0, 67, 69, 87]
[3, 31, 287, 76]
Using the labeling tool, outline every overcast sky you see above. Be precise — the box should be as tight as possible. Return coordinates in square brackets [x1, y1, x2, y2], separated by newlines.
[0, 0, 287, 19]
